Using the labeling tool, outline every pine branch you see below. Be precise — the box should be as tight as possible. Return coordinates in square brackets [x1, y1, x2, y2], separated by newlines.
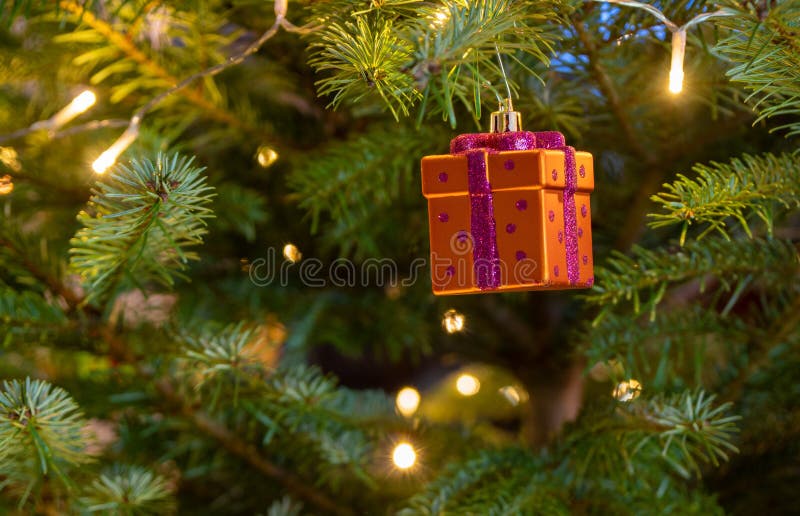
[57, 0, 257, 133]
[567, 390, 740, 482]
[714, 0, 800, 136]
[586, 237, 800, 318]
[582, 306, 747, 387]
[79, 465, 175, 515]
[407, 0, 557, 126]
[650, 153, 800, 243]
[627, 390, 740, 478]
[288, 124, 445, 258]
[0, 378, 91, 492]
[722, 291, 800, 403]
[69, 153, 215, 305]
[151, 377, 355, 516]
[0, 287, 68, 342]
[399, 448, 562, 516]
[212, 183, 268, 242]
[0, 226, 81, 310]
[307, 0, 558, 125]
[309, 16, 417, 120]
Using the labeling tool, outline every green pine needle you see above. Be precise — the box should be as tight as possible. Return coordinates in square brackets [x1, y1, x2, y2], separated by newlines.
[81, 464, 175, 515]
[649, 153, 800, 242]
[69, 153, 215, 305]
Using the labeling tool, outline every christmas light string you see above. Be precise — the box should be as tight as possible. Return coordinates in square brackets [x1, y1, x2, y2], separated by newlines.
[92, 0, 304, 173]
[591, 0, 736, 93]
[0, 2, 738, 166]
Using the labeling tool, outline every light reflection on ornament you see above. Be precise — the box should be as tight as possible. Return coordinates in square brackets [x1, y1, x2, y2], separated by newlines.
[613, 379, 642, 402]
[499, 385, 527, 406]
[456, 373, 480, 396]
[441, 309, 465, 334]
[395, 387, 420, 417]
[392, 442, 416, 470]
[282, 243, 302, 263]
[0, 174, 13, 195]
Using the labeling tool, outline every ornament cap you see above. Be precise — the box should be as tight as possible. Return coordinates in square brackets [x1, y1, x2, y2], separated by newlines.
[489, 98, 522, 133]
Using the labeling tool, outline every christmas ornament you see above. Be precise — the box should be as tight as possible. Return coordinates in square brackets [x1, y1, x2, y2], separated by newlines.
[421, 99, 595, 295]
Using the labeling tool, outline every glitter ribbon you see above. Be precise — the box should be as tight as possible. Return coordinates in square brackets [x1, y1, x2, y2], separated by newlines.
[531, 132, 580, 285]
[450, 130, 580, 289]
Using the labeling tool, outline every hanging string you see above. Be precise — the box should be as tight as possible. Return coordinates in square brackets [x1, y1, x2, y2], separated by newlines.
[494, 42, 513, 105]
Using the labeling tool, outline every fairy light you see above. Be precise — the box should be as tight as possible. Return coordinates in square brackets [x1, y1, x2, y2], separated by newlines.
[395, 387, 421, 417]
[257, 145, 279, 168]
[591, 1, 735, 95]
[282, 243, 302, 263]
[669, 30, 687, 94]
[392, 442, 416, 470]
[48, 90, 96, 130]
[613, 379, 642, 402]
[29, 90, 97, 133]
[456, 373, 480, 396]
[441, 309, 465, 334]
[92, 126, 138, 174]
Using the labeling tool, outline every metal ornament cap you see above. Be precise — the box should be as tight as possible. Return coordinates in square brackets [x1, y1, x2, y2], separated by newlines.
[489, 98, 522, 133]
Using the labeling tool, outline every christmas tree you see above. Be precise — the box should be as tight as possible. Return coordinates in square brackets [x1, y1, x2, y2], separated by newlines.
[1, 0, 798, 513]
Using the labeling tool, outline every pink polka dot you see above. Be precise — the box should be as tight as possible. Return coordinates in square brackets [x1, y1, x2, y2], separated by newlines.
[581, 204, 588, 218]
[504, 160, 515, 170]
[582, 255, 588, 265]
[515, 199, 527, 211]
[506, 223, 516, 234]
[579, 165, 586, 178]
[548, 210, 555, 222]
[515, 250, 526, 261]
[558, 231, 563, 243]
[551, 169, 558, 181]
[446, 265, 455, 276]
[554, 265, 560, 277]
[438, 212, 449, 222]
[578, 227, 584, 238]
[438, 172, 448, 183]
[457, 231, 468, 243]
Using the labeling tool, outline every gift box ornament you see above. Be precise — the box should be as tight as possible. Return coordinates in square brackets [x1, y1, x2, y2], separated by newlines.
[421, 100, 595, 295]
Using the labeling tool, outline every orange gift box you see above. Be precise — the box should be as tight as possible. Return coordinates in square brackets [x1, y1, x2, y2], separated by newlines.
[421, 130, 594, 295]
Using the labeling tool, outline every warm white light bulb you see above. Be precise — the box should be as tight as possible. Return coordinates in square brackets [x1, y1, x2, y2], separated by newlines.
[668, 30, 687, 94]
[392, 442, 416, 470]
[92, 151, 117, 174]
[72, 90, 97, 112]
[283, 243, 302, 263]
[456, 374, 480, 396]
[92, 126, 138, 174]
[395, 387, 420, 417]
[441, 309, 465, 334]
[44, 90, 98, 130]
